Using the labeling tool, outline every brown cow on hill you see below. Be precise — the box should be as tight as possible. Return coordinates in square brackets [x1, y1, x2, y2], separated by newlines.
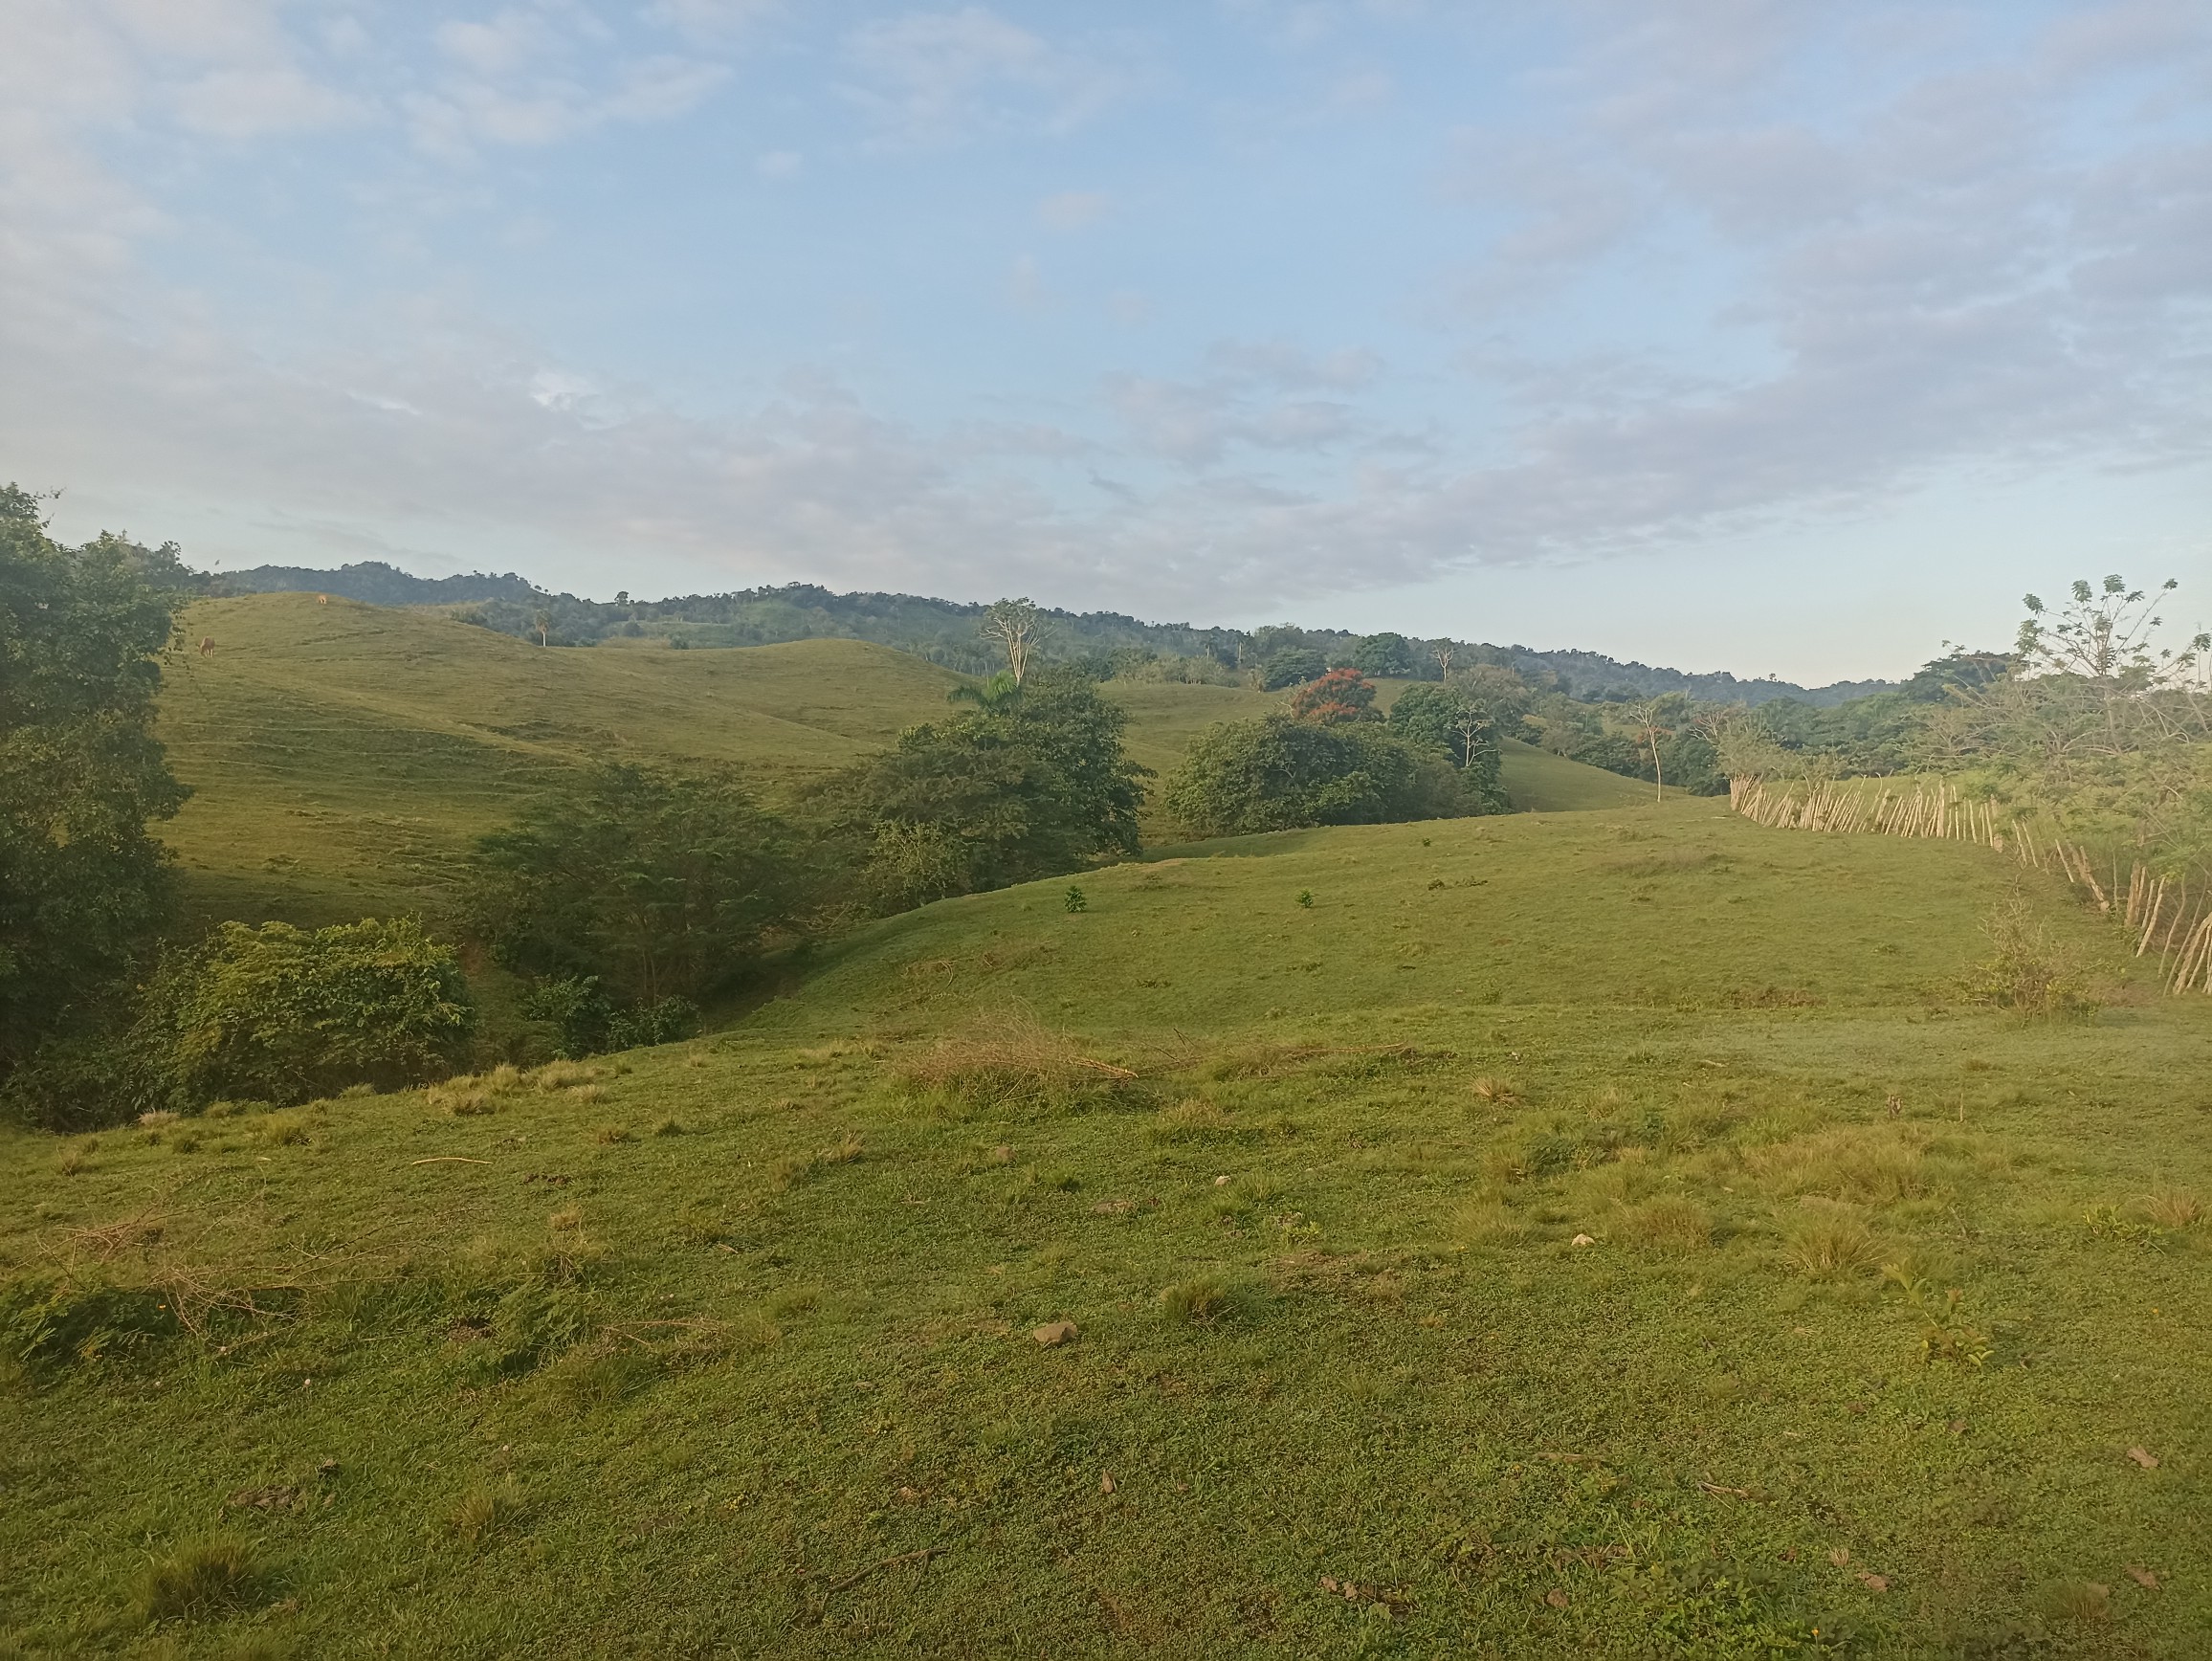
[198, 636, 215, 656]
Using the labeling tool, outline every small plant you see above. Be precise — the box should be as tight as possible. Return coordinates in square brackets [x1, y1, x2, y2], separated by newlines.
[1471, 1076, 1519, 1105]
[450, 1480, 521, 1546]
[1883, 1265, 1991, 1366]
[652, 1116, 685, 1137]
[135, 1534, 259, 1620]
[1063, 885, 1088, 913]
[2083, 1204, 2164, 1249]
[1295, 890, 1314, 908]
[593, 1123, 631, 1144]
[1961, 896, 2100, 1018]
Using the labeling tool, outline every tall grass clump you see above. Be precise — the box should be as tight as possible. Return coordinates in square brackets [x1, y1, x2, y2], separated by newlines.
[135, 1535, 259, 1620]
[1618, 1196, 1712, 1254]
[1746, 1126, 1924, 1206]
[1780, 1197, 1882, 1280]
[892, 1009, 1127, 1114]
[1160, 1273, 1255, 1325]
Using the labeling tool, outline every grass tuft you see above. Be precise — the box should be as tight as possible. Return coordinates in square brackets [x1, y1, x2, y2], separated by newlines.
[1780, 1197, 1882, 1280]
[2142, 1187, 2201, 1231]
[1618, 1196, 1712, 1254]
[450, 1480, 521, 1546]
[134, 1534, 258, 1620]
[1160, 1273, 1252, 1325]
[892, 1009, 1124, 1113]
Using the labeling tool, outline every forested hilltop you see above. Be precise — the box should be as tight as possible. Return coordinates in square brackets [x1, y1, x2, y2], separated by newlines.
[205, 556, 1886, 705]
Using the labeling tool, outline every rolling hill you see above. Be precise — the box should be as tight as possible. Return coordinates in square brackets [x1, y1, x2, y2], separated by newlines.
[4, 798, 2205, 1655]
[154, 593, 1646, 929]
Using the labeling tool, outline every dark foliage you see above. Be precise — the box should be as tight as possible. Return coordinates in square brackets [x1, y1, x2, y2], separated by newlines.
[1162, 714, 1480, 836]
[471, 764, 807, 1007]
[0, 486, 188, 1079]
[817, 671, 1149, 912]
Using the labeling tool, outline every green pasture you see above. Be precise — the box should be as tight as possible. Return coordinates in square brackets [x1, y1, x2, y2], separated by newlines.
[4, 801, 2206, 1657]
[152, 596, 1637, 930]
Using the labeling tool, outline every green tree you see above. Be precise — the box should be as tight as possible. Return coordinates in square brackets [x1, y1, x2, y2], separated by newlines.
[0, 485, 188, 1077]
[1350, 631, 1416, 678]
[150, 918, 474, 1107]
[1262, 647, 1328, 690]
[471, 764, 807, 1008]
[1383, 684, 1508, 810]
[1162, 714, 1475, 837]
[821, 670, 1148, 912]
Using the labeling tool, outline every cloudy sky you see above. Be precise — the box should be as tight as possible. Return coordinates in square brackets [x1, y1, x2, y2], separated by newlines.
[4, 1, 2207, 681]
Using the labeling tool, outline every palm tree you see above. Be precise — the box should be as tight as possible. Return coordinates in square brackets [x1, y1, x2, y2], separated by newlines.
[948, 670, 1023, 711]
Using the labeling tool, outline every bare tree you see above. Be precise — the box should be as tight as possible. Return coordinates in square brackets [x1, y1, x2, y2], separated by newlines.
[532, 609, 552, 648]
[981, 597, 1047, 685]
[1433, 642, 1455, 686]
[1626, 698, 1674, 803]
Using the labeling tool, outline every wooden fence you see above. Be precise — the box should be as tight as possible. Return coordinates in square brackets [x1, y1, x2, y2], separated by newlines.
[1727, 775, 2212, 993]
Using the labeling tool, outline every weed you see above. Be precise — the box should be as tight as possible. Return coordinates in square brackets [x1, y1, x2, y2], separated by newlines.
[257, 1112, 311, 1146]
[1150, 1097, 1234, 1143]
[652, 1117, 685, 1137]
[1063, 885, 1088, 913]
[892, 1009, 1128, 1113]
[1780, 1198, 1882, 1280]
[570, 1085, 607, 1104]
[2082, 1204, 2164, 1249]
[2140, 1188, 2201, 1231]
[2037, 1579, 2111, 1625]
[534, 1062, 598, 1092]
[450, 1480, 521, 1546]
[135, 1535, 258, 1620]
[340, 1081, 376, 1099]
[1295, 890, 1313, 908]
[1471, 1076, 1520, 1105]
[1747, 1126, 1923, 1206]
[548, 1207, 582, 1231]
[55, 1145, 89, 1177]
[1619, 1197, 1712, 1255]
[819, 1133, 864, 1165]
[541, 1345, 661, 1412]
[1883, 1266, 1990, 1366]
[1962, 897, 2102, 1018]
[1447, 1200, 1521, 1248]
[1161, 1273, 1250, 1325]
[593, 1124, 631, 1145]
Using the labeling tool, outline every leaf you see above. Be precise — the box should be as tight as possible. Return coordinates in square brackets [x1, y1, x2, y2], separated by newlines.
[1828, 1548, 1850, 1567]
[1544, 1588, 1569, 1608]
[1857, 1572, 1890, 1592]
[2124, 1565, 2159, 1589]
[2127, 1445, 2159, 1470]
[1098, 1472, 1115, 1495]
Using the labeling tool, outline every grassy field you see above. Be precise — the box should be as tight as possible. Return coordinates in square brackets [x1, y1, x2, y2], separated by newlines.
[152, 596, 1640, 930]
[4, 797, 2206, 1657]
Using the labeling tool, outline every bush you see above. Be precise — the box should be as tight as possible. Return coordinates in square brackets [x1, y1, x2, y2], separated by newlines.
[1161, 715, 1479, 838]
[817, 671, 1148, 912]
[1962, 897, 2101, 1018]
[472, 764, 807, 1006]
[518, 977, 697, 1059]
[150, 918, 473, 1108]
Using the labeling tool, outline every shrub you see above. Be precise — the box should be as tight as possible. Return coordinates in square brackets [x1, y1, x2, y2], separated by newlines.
[471, 764, 807, 1009]
[1962, 897, 2100, 1018]
[147, 918, 473, 1110]
[1161, 715, 1479, 838]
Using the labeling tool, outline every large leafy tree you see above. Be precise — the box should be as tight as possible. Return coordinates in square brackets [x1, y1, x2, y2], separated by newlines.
[822, 671, 1148, 911]
[0, 486, 188, 1073]
[1162, 714, 1476, 837]
[470, 764, 807, 1007]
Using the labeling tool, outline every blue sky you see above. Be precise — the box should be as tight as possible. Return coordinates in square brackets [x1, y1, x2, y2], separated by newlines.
[4, 1, 2208, 682]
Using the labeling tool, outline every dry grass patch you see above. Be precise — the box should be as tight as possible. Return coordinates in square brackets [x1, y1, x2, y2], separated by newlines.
[1617, 1196, 1712, 1254]
[134, 1534, 259, 1620]
[1745, 1125, 1925, 1206]
[892, 1009, 1129, 1112]
[2142, 1187, 2201, 1231]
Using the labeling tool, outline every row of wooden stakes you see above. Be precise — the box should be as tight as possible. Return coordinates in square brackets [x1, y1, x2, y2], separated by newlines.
[1727, 775, 2212, 994]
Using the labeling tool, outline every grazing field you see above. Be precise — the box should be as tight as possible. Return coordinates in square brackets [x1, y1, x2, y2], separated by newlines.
[4, 800, 2207, 1658]
[152, 596, 1638, 930]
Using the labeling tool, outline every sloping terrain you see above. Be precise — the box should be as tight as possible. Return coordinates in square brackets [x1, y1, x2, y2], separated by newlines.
[155, 596, 1644, 928]
[4, 804, 2206, 1657]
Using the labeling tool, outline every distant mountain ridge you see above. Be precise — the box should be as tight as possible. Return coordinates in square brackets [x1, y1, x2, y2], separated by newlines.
[206, 558, 1889, 708]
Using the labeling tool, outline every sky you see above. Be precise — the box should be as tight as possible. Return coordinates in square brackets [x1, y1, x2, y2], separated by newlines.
[3, 1, 2208, 684]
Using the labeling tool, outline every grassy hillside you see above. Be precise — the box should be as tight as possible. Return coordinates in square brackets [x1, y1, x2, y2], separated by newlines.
[4, 802, 2206, 1657]
[155, 597, 1644, 929]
